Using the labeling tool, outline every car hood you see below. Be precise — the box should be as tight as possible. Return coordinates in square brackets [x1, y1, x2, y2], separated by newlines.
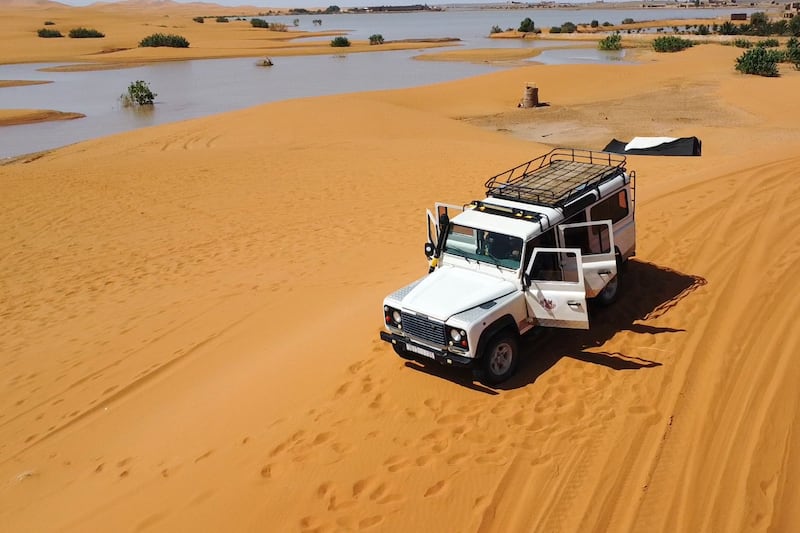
[401, 267, 516, 322]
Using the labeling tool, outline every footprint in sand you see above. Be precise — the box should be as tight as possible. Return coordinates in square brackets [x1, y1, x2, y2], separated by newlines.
[424, 480, 447, 497]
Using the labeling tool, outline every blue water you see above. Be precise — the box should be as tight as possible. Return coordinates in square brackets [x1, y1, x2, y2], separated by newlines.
[0, 7, 752, 158]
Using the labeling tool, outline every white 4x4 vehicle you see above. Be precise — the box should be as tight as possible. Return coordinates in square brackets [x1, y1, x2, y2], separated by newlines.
[380, 148, 636, 385]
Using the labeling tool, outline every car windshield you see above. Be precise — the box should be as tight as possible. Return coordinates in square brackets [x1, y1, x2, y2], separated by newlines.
[443, 224, 523, 270]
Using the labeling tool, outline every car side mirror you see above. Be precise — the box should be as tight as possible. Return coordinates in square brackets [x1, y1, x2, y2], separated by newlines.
[424, 242, 435, 258]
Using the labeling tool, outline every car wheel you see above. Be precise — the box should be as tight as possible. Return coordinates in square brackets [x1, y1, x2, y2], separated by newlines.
[595, 254, 623, 307]
[478, 332, 519, 385]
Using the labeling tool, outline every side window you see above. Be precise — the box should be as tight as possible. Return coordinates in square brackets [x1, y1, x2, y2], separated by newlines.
[523, 229, 556, 267]
[590, 190, 629, 224]
[530, 251, 580, 283]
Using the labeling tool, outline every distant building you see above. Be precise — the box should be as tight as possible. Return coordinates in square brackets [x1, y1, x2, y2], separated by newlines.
[785, 2, 800, 18]
[731, 12, 748, 20]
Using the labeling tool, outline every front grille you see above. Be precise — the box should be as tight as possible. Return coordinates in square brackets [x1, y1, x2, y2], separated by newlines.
[401, 312, 447, 346]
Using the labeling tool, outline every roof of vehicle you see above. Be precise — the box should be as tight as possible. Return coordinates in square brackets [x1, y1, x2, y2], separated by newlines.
[450, 208, 542, 240]
[484, 148, 627, 209]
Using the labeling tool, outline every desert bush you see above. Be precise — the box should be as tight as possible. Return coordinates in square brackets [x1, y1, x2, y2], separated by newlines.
[293, 18, 300, 27]
[733, 38, 752, 48]
[216, 16, 229, 23]
[549, 26, 562, 34]
[192, 16, 204, 23]
[590, 20, 599, 28]
[490, 25, 502, 34]
[270, 23, 287, 32]
[69, 27, 105, 38]
[44, 20, 55, 25]
[518, 17, 535, 33]
[37, 28, 63, 38]
[621, 18, 635, 25]
[139, 33, 190, 48]
[251, 18, 269, 28]
[756, 38, 780, 48]
[697, 25, 709, 36]
[598, 33, 622, 51]
[735, 47, 779, 76]
[602, 21, 612, 27]
[121, 80, 156, 106]
[719, 21, 738, 35]
[369, 34, 384, 45]
[787, 37, 800, 68]
[330, 36, 350, 47]
[560, 22, 577, 33]
[653, 35, 694, 53]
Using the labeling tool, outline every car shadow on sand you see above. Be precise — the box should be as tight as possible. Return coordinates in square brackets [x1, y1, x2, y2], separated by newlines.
[404, 259, 707, 393]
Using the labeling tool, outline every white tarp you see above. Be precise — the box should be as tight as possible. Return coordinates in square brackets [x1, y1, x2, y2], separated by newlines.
[624, 137, 678, 151]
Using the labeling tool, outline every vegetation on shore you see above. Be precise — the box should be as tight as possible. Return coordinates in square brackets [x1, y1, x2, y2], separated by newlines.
[598, 33, 622, 51]
[330, 36, 350, 47]
[139, 33, 190, 48]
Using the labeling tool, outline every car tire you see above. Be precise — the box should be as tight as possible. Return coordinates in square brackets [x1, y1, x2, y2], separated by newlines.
[476, 332, 519, 385]
[595, 254, 623, 307]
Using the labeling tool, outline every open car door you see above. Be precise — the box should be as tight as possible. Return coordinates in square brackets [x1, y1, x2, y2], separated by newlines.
[524, 247, 589, 330]
[557, 220, 617, 298]
[426, 203, 464, 249]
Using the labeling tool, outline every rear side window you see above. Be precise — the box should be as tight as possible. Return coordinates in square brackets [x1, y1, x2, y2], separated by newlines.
[591, 190, 629, 223]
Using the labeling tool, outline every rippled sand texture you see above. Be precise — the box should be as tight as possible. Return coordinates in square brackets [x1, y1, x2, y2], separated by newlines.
[2, 16, 800, 533]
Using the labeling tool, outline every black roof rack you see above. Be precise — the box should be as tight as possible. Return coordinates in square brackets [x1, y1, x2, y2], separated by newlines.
[484, 148, 627, 209]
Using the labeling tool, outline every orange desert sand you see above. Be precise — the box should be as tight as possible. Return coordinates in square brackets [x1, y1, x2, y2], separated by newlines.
[2, 2, 800, 532]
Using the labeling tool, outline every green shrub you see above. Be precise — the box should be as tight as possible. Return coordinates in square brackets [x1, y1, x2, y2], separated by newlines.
[192, 16, 204, 23]
[44, 20, 55, 25]
[719, 21, 739, 35]
[598, 33, 622, 51]
[121, 80, 156, 106]
[735, 47, 779, 76]
[697, 24, 709, 36]
[756, 38, 780, 48]
[549, 26, 562, 34]
[330, 36, 350, 47]
[733, 38, 752, 48]
[622, 18, 635, 25]
[590, 20, 599, 28]
[653, 36, 694, 53]
[216, 16, 229, 23]
[490, 25, 503, 34]
[560, 22, 577, 33]
[602, 21, 612, 27]
[37, 28, 63, 38]
[518, 17, 535, 33]
[369, 34, 384, 45]
[69, 27, 104, 38]
[787, 38, 800, 69]
[139, 33, 189, 48]
[251, 18, 269, 28]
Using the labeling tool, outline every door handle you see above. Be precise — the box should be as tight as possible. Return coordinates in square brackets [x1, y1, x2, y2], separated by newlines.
[599, 270, 612, 275]
[567, 301, 581, 307]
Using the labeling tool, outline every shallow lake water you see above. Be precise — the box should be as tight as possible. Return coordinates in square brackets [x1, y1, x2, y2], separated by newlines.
[0, 7, 752, 158]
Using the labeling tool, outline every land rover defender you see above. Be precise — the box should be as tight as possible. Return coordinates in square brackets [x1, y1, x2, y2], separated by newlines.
[380, 148, 636, 385]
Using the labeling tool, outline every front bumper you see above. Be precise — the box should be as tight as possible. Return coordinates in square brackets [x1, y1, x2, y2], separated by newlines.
[380, 331, 475, 368]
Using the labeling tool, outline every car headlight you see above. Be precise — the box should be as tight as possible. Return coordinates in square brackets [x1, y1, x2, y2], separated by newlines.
[450, 329, 462, 342]
[392, 310, 402, 324]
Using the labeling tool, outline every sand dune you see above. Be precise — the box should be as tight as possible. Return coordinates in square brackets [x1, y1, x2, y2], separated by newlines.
[1, 14, 800, 533]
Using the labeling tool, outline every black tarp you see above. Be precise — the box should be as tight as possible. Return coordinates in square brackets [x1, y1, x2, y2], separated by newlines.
[603, 137, 702, 156]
